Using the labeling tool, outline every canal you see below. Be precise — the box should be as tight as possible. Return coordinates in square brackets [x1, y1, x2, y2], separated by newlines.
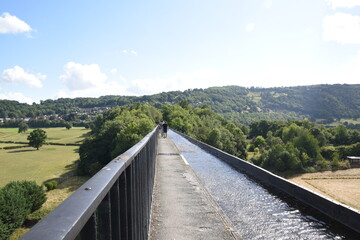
[169, 130, 360, 239]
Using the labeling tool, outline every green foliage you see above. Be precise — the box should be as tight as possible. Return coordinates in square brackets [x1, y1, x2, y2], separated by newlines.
[27, 129, 47, 150]
[162, 104, 248, 159]
[65, 122, 72, 130]
[0, 181, 46, 240]
[333, 125, 350, 145]
[18, 121, 28, 133]
[248, 119, 357, 175]
[44, 181, 58, 191]
[78, 104, 159, 176]
[1, 84, 359, 127]
[331, 152, 340, 170]
[253, 136, 266, 148]
[0, 185, 28, 240]
[292, 129, 320, 159]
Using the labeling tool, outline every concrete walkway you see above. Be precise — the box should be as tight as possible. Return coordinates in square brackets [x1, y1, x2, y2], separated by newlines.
[149, 136, 240, 240]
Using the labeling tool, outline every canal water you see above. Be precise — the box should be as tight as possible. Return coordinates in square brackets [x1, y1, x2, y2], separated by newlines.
[169, 130, 360, 240]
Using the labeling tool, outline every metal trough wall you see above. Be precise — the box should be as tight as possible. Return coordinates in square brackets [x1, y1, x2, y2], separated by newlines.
[21, 127, 158, 240]
[175, 130, 360, 235]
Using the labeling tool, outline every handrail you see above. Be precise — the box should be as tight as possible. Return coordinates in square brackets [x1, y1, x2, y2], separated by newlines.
[20, 127, 159, 240]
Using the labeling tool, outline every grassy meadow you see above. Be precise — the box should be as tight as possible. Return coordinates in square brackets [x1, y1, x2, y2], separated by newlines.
[0, 145, 79, 187]
[0, 127, 90, 144]
[0, 127, 90, 187]
[0, 127, 91, 239]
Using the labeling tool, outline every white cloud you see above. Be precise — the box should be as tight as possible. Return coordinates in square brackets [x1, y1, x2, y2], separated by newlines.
[323, 13, 360, 44]
[325, 0, 360, 9]
[122, 49, 138, 56]
[263, 0, 273, 9]
[56, 80, 127, 99]
[245, 23, 255, 32]
[110, 68, 118, 74]
[1, 66, 44, 88]
[0, 92, 34, 104]
[0, 12, 32, 34]
[127, 69, 221, 95]
[58, 62, 130, 97]
[333, 50, 360, 83]
[60, 62, 108, 91]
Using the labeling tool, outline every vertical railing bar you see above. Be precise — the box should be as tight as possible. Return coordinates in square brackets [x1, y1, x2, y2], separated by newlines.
[120, 171, 128, 240]
[140, 149, 146, 239]
[134, 155, 140, 239]
[97, 193, 112, 240]
[146, 141, 151, 235]
[145, 142, 152, 234]
[146, 143, 151, 238]
[135, 158, 139, 240]
[132, 160, 137, 240]
[141, 149, 146, 239]
[137, 152, 142, 240]
[79, 213, 97, 240]
[110, 179, 121, 240]
[126, 164, 133, 240]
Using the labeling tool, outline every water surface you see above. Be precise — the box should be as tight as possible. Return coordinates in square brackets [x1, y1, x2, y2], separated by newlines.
[169, 130, 359, 240]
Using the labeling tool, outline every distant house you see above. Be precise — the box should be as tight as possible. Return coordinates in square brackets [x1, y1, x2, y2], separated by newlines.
[347, 156, 360, 167]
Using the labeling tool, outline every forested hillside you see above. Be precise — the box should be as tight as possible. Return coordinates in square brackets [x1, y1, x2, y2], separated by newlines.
[1, 84, 359, 125]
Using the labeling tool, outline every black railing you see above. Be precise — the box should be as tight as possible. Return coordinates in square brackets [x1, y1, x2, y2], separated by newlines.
[21, 127, 158, 240]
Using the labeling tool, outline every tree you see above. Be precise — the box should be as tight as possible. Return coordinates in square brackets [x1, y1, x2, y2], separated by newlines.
[334, 125, 350, 145]
[65, 122, 72, 130]
[27, 129, 47, 150]
[78, 105, 160, 176]
[254, 136, 266, 148]
[18, 121, 29, 133]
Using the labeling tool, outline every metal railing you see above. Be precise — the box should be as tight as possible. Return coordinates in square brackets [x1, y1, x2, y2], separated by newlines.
[21, 127, 158, 240]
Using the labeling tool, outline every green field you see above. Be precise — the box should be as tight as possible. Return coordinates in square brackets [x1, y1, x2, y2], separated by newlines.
[0, 127, 90, 144]
[0, 127, 91, 238]
[0, 127, 90, 187]
[0, 145, 80, 187]
[0, 143, 27, 148]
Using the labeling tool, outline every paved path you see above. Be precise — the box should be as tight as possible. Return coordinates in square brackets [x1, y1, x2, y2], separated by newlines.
[149, 136, 240, 240]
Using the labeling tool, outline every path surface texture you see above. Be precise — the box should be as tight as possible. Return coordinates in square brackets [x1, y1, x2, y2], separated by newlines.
[149, 136, 239, 240]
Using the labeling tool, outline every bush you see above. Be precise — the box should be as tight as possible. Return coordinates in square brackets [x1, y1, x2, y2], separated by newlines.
[0, 219, 9, 240]
[0, 185, 29, 240]
[44, 180, 58, 191]
[0, 181, 46, 239]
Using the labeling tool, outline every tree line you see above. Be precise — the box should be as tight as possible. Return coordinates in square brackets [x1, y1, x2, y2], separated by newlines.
[1, 84, 360, 126]
[248, 120, 360, 175]
[77, 102, 360, 177]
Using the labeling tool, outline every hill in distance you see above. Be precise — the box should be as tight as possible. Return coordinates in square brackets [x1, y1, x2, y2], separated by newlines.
[1, 84, 359, 125]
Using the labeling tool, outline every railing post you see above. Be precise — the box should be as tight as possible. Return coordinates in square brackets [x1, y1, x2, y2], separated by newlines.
[119, 171, 129, 240]
[134, 156, 140, 239]
[139, 150, 146, 239]
[79, 213, 97, 240]
[110, 180, 121, 240]
[97, 193, 112, 240]
[126, 164, 134, 240]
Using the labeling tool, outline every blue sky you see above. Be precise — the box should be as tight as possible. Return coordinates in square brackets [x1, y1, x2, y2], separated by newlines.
[1, 0, 360, 104]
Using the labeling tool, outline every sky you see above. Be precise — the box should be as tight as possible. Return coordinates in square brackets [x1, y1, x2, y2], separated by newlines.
[1, 0, 360, 104]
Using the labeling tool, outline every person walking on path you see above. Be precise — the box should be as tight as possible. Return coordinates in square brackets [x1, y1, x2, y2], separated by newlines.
[162, 121, 168, 138]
